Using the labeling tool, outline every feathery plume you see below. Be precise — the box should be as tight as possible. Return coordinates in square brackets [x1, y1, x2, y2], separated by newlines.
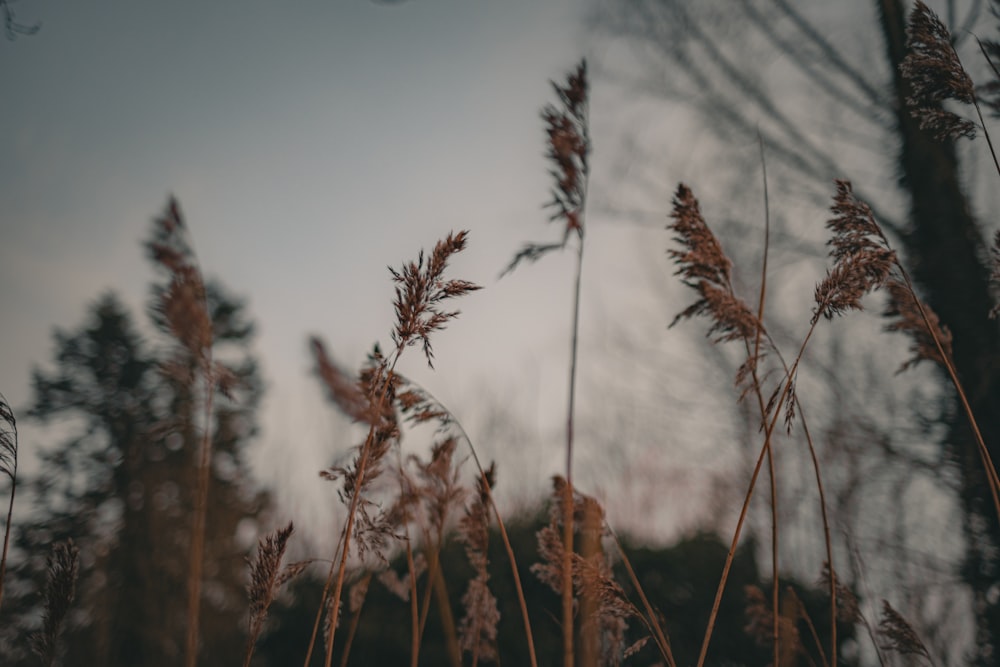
[311, 337, 379, 425]
[458, 464, 500, 664]
[0, 393, 15, 483]
[0, 392, 15, 611]
[532, 476, 572, 594]
[883, 279, 954, 371]
[148, 198, 213, 367]
[31, 540, 80, 667]
[574, 549, 641, 666]
[244, 522, 296, 667]
[389, 230, 480, 368]
[503, 60, 590, 275]
[900, 1, 977, 140]
[878, 600, 932, 661]
[668, 184, 761, 343]
[814, 181, 895, 320]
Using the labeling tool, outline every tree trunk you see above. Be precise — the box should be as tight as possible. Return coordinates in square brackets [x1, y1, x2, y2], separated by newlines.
[877, 1, 1000, 662]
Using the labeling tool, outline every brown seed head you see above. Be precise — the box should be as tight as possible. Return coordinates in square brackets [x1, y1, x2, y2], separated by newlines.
[900, 1, 977, 140]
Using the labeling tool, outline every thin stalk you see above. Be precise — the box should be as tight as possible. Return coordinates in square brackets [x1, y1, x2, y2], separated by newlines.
[463, 438, 538, 667]
[380, 380, 538, 667]
[607, 527, 677, 667]
[847, 538, 889, 667]
[185, 366, 216, 667]
[320, 355, 401, 667]
[338, 571, 371, 667]
[303, 534, 345, 667]
[405, 535, 420, 667]
[789, 586, 829, 667]
[795, 407, 836, 667]
[562, 231, 585, 667]
[430, 564, 462, 667]
[696, 322, 819, 667]
[894, 265, 1000, 522]
[971, 38, 1000, 179]
[751, 133, 781, 667]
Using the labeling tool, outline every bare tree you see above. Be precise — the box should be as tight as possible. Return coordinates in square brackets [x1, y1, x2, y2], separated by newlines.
[591, 0, 1000, 663]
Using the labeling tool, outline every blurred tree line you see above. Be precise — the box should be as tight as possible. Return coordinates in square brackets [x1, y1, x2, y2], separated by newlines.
[0, 217, 270, 665]
[0, 209, 853, 665]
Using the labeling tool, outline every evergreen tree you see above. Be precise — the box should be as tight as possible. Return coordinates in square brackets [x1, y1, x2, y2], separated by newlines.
[0, 207, 269, 666]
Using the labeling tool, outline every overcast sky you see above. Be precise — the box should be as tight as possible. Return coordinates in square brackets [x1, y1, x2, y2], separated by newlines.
[2, 0, 742, 547]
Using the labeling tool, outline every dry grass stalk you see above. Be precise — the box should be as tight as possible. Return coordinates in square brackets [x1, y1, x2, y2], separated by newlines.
[605, 527, 677, 667]
[397, 379, 540, 667]
[244, 521, 296, 667]
[305, 231, 478, 667]
[572, 500, 645, 667]
[503, 60, 590, 667]
[877, 600, 934, 665]
[687, 178, 903, 667]
[458, 463, 500, 666]
[533, 479, 656, 666]
[991, 230, 1000, 319]
[149, 197, 226, 667]
[30, 540, 80, 667]
[338, 572, 373, 667]
[410, 437, 466, 652]
[668, 181, 794, 667]
[0, 392, 17, 612]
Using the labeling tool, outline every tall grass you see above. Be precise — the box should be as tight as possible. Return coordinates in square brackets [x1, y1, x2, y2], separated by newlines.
[5, 2, 1000, 665]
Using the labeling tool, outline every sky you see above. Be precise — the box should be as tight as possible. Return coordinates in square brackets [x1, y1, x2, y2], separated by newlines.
[1, 0, 736, 547]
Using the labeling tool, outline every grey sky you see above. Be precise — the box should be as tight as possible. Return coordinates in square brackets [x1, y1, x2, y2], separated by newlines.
[4, 0, 707, 544]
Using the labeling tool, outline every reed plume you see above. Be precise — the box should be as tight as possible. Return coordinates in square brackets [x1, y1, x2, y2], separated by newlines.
[503, 59, 590, 667]
[899, 1, 977, 140]
[814, 180, 896, 322]
[148, 197, 229, 667]
[457, 463, 500, 666]
[877, 601, 933, 664]
[30, 540, 80, 667]
[883, 279, 954, 372]
[244, 522, 296, 667]
[668, 184, 761, 343]
[0, 392, 17, 611]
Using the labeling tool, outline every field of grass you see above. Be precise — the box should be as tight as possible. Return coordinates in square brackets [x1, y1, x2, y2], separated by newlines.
[3, 2, 1000, 666]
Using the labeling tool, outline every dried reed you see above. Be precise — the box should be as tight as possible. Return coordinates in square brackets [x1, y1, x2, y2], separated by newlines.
[306, 231, 479, 667]
[244, 522, 296, 667]
[457, 464, 500, 667]
[148, 197, 225, 667]
[30, 540, 79, 667]
[0, 392, 17, 612]
[877, 600, 934, 666]
[505, 59, 590, 667]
